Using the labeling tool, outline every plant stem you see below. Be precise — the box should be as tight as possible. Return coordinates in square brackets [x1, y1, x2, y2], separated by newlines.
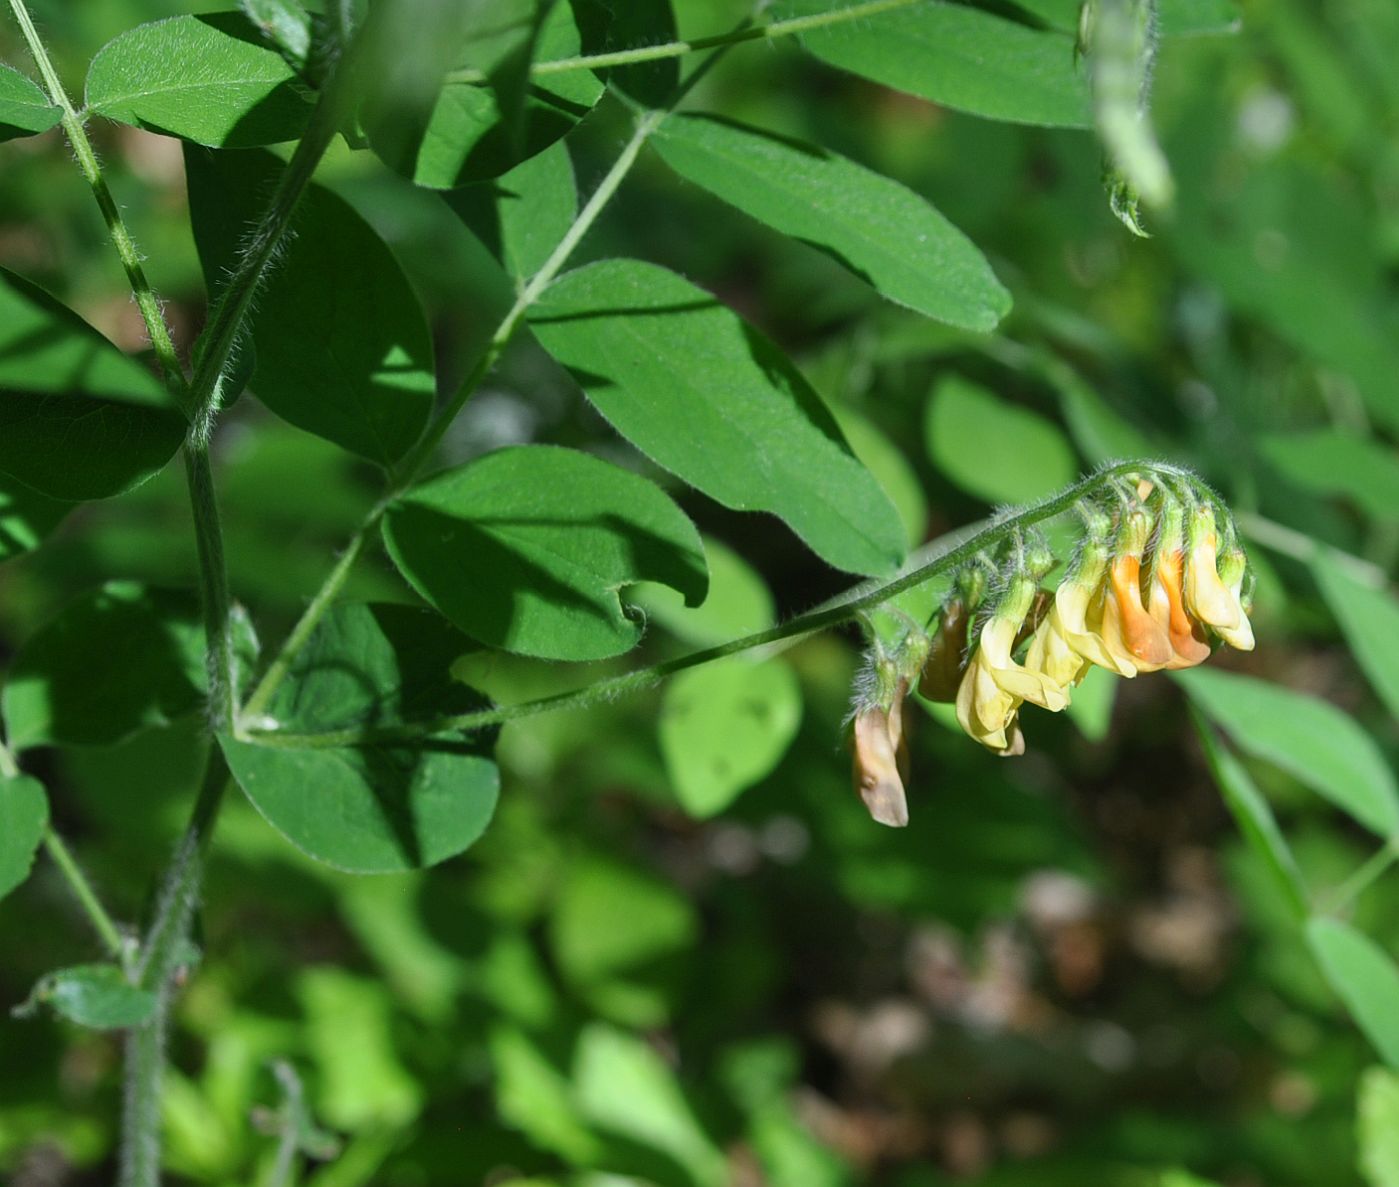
[7, 0, 188, 399]
[119, 748, 231, 1187]
[185, 446, 237, 731]
[240, 104, 672, 726]
[445, 0, 922, 84]
[245, 460, 1181, 749]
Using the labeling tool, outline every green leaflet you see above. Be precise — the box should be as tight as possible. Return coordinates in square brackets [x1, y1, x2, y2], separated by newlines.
[651, 113, 1009, 330]
[0, 64, 59, 141]
[384, 445, 708, 662]
[530, 259, 906, 577]
[1313, 559, 1399, 721]
[1307, 918, 1399, 1070]
[19, 964, 157, 1029]
[0, 476, 69, 564]
[1176, 667, 1399, 840]
[0, 268, 185, 501]
[186, 147, 435, 466]
[222, 604, 499, 874]
[773, 0, 1092, 129]
[0, 776, 48, 902]
[1261, 429, 1399, 522]
[85, 13, 313, 147]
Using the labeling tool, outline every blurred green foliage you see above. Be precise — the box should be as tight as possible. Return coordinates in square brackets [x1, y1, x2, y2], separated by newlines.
[1, 1, 1398, 1186]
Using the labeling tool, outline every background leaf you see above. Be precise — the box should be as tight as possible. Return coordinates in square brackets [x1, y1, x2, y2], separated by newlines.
[1307, 918, 1399, 1069]
[221, 604, 499, 873]
[1260, 429, 1399, 521]
[85, 13, 313, 147]
[659, 658, 803, 819]
[530, 259, 905, 577]
[0, 268, 185, 501]
[1359, 1067, 1399, 1187]
[0, 776, 47, 902]
[0, 64, 59, 142]
[652, 113, 1009, 330]
[186, 147, 435, 466]
[1177, 667, 1399, 840]
[385, 445, 706, 661]
[925, 375, 1078, 505]
[773, 0, 1092, 128]
[1313, 560, 1399, 720]
[0, 478, 69, 564]
[632, 535, 774, 648]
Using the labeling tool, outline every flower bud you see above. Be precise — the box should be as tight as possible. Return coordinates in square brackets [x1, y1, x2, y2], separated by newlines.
[919, 595, 970, 702]
[1183, 503, 1242, 633]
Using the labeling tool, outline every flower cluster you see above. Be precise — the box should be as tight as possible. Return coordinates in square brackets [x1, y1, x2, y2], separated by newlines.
[850, 470, 1254, 827]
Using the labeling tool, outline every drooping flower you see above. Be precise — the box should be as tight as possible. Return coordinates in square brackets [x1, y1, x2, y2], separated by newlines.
[852, 682, 910, 828]
[1183, 503, 1243, 635]
[1098, 506, 1175, 673]
[1212, 543, 1255, 651]
[918, 593, 970, 703]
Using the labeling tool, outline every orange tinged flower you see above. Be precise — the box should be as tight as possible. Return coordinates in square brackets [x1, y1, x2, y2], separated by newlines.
[1148, 549, 1212, 668]
[1100, 512, 1173, 672]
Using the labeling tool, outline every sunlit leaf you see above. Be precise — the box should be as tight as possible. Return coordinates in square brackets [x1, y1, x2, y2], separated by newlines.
[86, 13, 313, 147]
[0, 775, 47, 902]
[0, 64, 59, 141]
[652, 113, 1009, 330]
[1359, 1067, 1399, 1187]
[531, 259, 906, 577]
[1307, 918, 1399, 1069]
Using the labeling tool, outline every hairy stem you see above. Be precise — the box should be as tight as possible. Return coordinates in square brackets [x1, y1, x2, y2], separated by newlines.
[7, 0, 187, 399]
[446, 0, 921, 84]
[246, 460, 1182, 749]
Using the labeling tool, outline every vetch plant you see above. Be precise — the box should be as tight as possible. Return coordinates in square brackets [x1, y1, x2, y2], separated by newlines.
[0, 2, 1396, 1185]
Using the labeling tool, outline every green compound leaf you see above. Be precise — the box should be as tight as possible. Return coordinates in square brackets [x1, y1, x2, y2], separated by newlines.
[925, 375, 1078, 505]
[1307, 918, 1399, 1070]
[660, 659, 803, 819]
[0, 65, 59, 141]
[372, 0, 604, 187]
[0, 268, 185, 501]
[1313, 559, 1399, 722]
[446, 140, 578, 284]
[1177, 667, 1399, 840]
[773, 0, 1091, 129]
[0, 477, 69, 564]
[652, 113, 1008, 331]
[221, 604, 499, 874]
[0, 776, 48, 902]
[85, 13, 313, 147]
[19, 964, 156, 1029]
[531, 259, 905, 577]
[186, 147, 435, 466]
[1191, 709, 1308, 922]
[1, 583, 233, 751]
[384, 445, 708, 662]
[1260, 429, 1399, 522]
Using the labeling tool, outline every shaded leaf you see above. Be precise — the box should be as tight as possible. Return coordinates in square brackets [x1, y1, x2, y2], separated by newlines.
[531, 259, 905, 577]
[652, 113, 1009, 330]
[376, 0, 604, 187]
[572, 0, 679, 106]
[0, 268, 185, 501]
[773, 0, 1091, 129]
[1, 583, 221, 750]
[0, 775, 48, 902]
[186, 147, 435, 466]
[384, 445, 708, 662]
[0, 64, 59, 141]
[926, 375, 1078, 505]
[220, 604, 499, 873]
[85, 13, 313, 147]
[238, 0, 313, 69]
[1313, 559, 1399, 721]
[632, 535, 774, 648]
[660, 659, 802, 818]
[1307, 917, 1399, 1069]
[1176, 667, 1399, 840]
[1066, 665, 1117, 743]
[0, 477, 69, 564]
[19, 964, 155, 1029]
